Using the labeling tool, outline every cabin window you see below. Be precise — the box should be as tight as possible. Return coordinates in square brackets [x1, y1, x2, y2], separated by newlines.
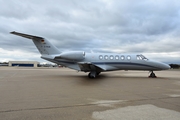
[104, 55, 108, 60]
[115, 55, 119, 60]
[127, 55, 131, 60]
[99, 55, 103, 60]
[110, 55, 114, 60]
[121, 55, 125, 60]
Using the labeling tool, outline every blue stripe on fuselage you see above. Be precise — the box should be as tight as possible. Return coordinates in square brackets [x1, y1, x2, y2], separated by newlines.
[53, 60, 160, 70]
[91, 62, 159, 69]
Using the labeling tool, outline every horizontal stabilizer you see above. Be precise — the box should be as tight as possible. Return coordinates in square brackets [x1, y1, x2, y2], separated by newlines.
[10, 31, 43, 40]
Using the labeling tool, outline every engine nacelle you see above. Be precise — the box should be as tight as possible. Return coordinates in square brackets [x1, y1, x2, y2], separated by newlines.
[59, 51, 85, 60]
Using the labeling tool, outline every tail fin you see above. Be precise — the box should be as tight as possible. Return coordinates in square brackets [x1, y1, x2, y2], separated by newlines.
[10, 31, 60, 55]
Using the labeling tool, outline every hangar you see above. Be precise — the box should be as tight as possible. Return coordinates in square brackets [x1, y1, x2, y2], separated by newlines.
[9, 61, 39, 67]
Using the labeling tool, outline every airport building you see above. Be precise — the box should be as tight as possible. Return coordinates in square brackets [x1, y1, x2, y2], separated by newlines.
[8, 61, 39, 67]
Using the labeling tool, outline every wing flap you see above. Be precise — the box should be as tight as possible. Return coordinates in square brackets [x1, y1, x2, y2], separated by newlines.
[78, 62, 91, 72]
[78, 62, 106, 72]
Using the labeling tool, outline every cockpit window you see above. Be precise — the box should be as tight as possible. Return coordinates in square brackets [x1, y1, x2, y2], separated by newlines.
[137, 54, 148, 60]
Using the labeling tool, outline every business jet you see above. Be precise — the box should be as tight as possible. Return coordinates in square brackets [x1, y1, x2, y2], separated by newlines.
[10, 31, 170, 78]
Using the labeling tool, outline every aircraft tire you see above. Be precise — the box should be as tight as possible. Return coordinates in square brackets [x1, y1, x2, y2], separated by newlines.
[88, 72, 96, 78]
[96, 72, 101, 75]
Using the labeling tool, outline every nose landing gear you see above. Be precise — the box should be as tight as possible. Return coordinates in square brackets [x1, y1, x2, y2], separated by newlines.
[149, 71, 157, 78]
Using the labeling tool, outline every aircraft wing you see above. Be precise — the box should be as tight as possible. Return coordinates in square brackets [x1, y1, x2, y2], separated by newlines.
[78, 62, 106, 72]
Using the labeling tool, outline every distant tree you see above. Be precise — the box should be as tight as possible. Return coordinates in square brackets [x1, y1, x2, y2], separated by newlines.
[169, 64, 180, 69]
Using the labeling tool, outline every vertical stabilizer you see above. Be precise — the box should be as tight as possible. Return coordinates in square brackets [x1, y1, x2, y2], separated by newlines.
[10, 31, 60, 55]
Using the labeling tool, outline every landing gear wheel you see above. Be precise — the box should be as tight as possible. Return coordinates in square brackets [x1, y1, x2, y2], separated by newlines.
[96, 72, 101, 75]
[149, 71, 157, 78]
[88, 72, 96, 78]
[88, 71, 99, 78]
[88, 73, 93, 78]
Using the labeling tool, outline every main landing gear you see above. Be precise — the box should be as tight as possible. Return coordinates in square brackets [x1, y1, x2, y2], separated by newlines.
[149, 71, 157, 78]
[88, 71, 101, 78]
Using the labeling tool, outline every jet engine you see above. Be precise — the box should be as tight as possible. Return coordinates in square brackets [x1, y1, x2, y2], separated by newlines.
[58, 51, 85, 61]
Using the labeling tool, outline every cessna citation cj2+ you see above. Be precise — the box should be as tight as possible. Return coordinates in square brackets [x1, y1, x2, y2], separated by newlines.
[10, 31, 170, 78]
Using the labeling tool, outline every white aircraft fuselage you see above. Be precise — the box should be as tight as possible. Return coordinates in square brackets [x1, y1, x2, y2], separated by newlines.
[10, 31, 170, 78]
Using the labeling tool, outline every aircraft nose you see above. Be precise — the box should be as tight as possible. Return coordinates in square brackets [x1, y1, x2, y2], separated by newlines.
[161, 63, 171, 70]
[150, 60, 171, 70]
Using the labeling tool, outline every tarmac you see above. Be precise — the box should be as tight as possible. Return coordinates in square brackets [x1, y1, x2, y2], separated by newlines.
[0, 67, 180, 120]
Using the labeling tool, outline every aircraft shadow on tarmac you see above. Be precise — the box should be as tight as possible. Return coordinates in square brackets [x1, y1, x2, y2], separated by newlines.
[47, 73, 168, 86]
[54, 73, 166, 80]
[67, 72, 147, 79]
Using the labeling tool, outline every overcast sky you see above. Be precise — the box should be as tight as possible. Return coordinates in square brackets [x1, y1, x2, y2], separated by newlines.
[0, 0, 180, 63]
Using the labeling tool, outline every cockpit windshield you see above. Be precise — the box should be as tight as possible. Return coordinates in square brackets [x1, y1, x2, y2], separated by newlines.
[137, 54, 148, 61]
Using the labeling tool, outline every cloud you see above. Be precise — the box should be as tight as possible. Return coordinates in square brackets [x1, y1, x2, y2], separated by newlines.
[0, 48, 41, 62]
[0, 0, 180, 63]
